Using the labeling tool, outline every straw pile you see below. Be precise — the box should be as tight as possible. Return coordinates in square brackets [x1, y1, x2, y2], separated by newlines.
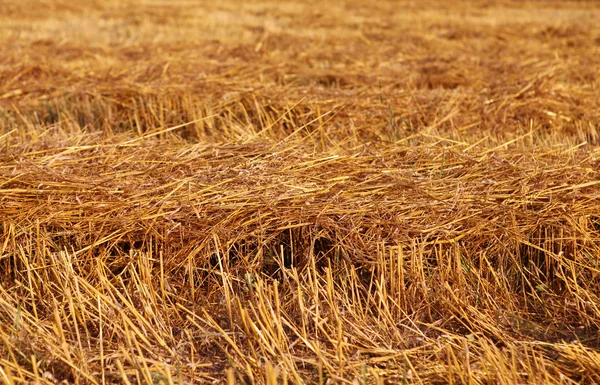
[1, 0, 600, 383]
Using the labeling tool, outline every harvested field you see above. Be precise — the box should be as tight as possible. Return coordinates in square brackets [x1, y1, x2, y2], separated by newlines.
[1, 0, 600, 383]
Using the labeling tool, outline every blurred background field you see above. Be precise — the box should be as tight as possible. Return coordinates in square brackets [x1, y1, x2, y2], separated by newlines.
[1, 0, 600, 384]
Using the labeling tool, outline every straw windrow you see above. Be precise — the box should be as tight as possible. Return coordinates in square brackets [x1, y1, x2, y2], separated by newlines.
[1, 0, 600, 384]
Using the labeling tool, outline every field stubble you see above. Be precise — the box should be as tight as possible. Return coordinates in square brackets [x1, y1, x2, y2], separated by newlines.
[1, 0, 600, 384]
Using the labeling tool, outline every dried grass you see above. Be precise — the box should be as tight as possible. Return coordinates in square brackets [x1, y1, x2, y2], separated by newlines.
[1, 0, 600, 384]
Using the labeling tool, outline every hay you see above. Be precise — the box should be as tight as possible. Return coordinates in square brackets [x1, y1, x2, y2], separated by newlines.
[1, 0, 600, 383]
